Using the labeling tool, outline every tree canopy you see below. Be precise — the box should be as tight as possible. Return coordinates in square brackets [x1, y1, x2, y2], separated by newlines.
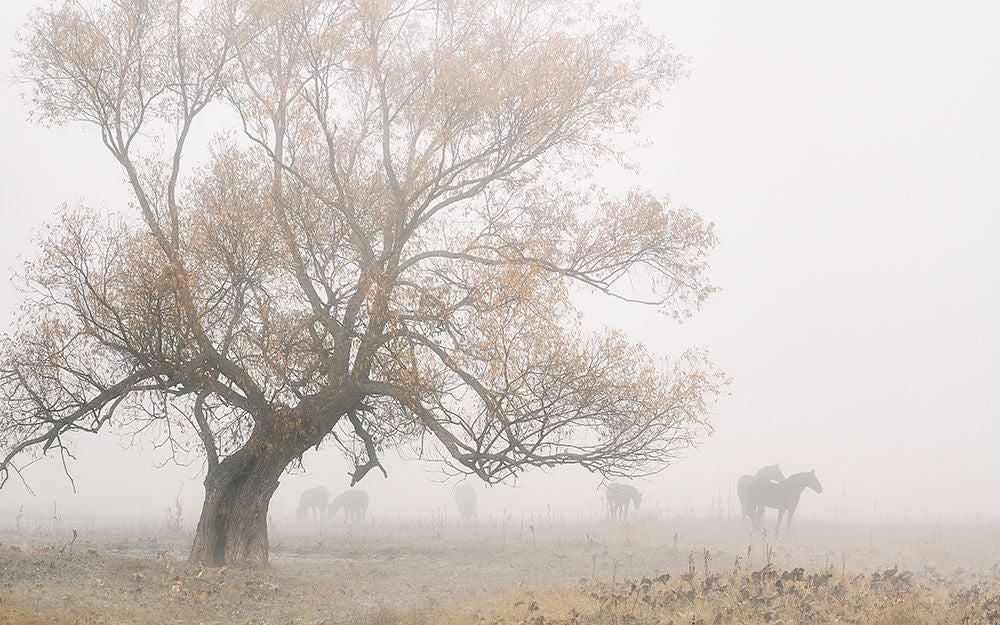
[1, 0, 725, 564]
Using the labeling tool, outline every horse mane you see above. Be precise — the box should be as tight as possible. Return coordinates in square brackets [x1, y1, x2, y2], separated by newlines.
[783, 471, 813, 484]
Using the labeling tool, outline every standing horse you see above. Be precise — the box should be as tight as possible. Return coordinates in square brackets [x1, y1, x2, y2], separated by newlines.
[746, 470, 823, 533]
[736, 464, 785, 519]
[455, 484, 477, 521]
[297, 486, 330, 522]
[606, 483, 642, 520]
[328, 489, 369, 521]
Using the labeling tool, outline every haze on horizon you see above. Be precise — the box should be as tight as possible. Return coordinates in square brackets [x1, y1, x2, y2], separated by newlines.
[0, 0, 997, 530]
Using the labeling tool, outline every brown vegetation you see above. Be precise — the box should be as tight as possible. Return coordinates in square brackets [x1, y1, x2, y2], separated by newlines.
[3, 516, 1000, 624]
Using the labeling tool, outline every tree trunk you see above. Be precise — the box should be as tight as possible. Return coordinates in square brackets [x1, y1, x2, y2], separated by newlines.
[189, 432, 299, 566]
[188, 396, 355, 566]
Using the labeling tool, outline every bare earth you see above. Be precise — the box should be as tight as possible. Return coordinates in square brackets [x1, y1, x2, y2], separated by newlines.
[3, 516, 1000, 624]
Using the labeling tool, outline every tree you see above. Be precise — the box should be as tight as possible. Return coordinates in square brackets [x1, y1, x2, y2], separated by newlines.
[1, 0, 726, 565]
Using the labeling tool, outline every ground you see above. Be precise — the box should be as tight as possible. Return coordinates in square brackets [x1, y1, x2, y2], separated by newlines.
[2, 514, 1000, 624]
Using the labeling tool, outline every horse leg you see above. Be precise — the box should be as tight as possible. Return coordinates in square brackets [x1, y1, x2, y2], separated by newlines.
[786, 506, 796, 533]
[774, 509, 784, 537]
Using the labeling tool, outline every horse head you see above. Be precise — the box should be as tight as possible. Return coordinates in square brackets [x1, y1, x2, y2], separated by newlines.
[759, 464, 785, 482]
[808, 470, 823, 493]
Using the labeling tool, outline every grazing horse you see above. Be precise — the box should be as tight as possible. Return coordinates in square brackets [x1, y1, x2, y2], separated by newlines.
[455, 484, 477, 521]
[737, 464, 786, 519]
[297, 487, 329, 522]
[746, 470, 823, 533]
[328, 489, 369, 521]
[606, 483, 642, 520]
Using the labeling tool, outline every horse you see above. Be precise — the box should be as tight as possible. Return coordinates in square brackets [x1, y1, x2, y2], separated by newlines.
[746, 470, 823, 534]
[736, 464, 786, 519]
[296, 486, 329, 522]
[455, 484, 477, 521]
[327, 489, 369, 521]
[606, 483, 642, 520]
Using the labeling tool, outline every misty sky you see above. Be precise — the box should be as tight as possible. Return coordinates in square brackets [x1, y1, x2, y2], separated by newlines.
[0, 1, 997, 527]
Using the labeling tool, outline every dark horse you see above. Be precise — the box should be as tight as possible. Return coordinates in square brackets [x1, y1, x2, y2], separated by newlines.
[746, 470, 822, 533]
[736, 464, 785, 519]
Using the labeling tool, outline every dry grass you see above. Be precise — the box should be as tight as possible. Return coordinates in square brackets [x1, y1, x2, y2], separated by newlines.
[4, 549, 1000, 625]
[3, 517, 1000, 624]
[322, 566, 1000, 625]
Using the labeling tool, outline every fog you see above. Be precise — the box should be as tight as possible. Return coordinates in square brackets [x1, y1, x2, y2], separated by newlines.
[1, 0, 998, 534]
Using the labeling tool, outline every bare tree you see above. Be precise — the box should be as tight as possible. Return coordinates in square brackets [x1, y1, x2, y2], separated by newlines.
[2, 0, 726, 565]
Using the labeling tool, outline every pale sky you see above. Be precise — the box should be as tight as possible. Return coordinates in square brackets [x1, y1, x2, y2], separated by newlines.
[0, 1, 997, 527]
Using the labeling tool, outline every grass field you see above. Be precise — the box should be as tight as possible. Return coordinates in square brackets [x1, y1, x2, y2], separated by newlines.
[2, 514, 1000, 624]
